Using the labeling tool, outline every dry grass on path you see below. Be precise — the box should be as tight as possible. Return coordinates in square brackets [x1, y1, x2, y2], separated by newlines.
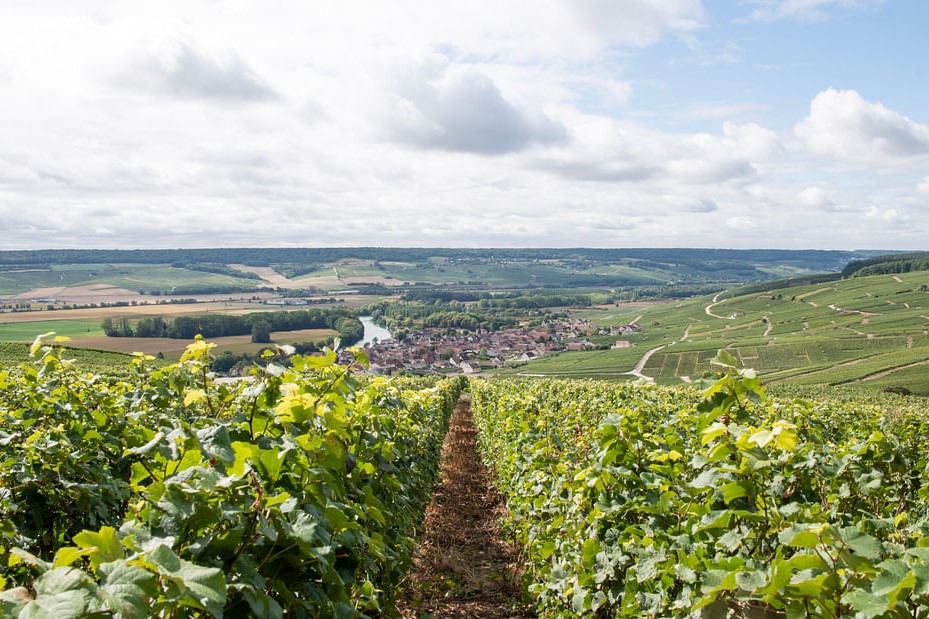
[398, 396, 535, 619]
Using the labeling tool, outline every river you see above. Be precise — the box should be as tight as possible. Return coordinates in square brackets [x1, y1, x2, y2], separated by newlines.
[359, 316, 392, 347]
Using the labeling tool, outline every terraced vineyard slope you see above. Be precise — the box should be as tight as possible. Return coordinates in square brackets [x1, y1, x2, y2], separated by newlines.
[504, 269, 929, 394]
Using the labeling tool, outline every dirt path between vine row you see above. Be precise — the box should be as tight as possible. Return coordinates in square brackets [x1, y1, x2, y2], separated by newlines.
[623, 344, 666, 382]
[705, 294, 733, 320]
[398, 396, 535, 619]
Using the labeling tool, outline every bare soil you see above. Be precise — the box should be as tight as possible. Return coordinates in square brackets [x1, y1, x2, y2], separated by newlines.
[0, 300, 271, 323]
[340, 275, 413, 287]
[3, 286, 278, 307]
[62, 328, 337, 358]
[227, 264, 301, 288]
[7, 284, 143, 304]
[398, 396, 535, 619]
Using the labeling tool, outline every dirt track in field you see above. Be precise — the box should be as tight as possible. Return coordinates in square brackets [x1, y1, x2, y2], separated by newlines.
[227, 264, 301, 288]
[398, 396, 534, 619]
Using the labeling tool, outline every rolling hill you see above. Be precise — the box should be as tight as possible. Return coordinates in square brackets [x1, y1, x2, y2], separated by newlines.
[504, 268, 929, 394]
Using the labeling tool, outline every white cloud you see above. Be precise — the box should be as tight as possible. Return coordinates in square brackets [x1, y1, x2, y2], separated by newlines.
[385, 58, 565, 154]
[720, 122, 782, 160]
[667, 157, 757, 184]
[726, 216, 760, 231]
[865, 205, 907, 225]
[0, 1, 925, 251]
[570, 0, 703, 47]
[603, 79, 635, 105]
[535, 116, 778, 187]
[111, 32, 276, 102]
[798, 186, 832, 207]
[796, 89, 929, 162]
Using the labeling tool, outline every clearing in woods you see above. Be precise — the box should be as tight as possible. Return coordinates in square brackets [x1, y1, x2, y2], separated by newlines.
[399, 396, 534, 619]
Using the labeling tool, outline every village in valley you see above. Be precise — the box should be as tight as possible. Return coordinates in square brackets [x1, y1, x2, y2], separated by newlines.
[359, 318, 640, 375]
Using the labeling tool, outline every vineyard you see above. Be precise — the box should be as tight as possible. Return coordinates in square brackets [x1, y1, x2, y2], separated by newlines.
[507, 269, 929, 394]
[4, 337, 929, 617]
[0, 336, 463, 617]
[472, 353, 929, 617]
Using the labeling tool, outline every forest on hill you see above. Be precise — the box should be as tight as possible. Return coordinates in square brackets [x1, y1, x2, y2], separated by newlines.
[0, 247, 878, 268]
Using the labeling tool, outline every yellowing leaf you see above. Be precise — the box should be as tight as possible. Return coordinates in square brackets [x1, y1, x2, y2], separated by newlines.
[52, 546, 89, 569]
[73, 526, 123, 572]
[702, 422, 729, 445]
[772, 421, 799, 452]
[749, 429, 773, 448]
[30, 332, 55, 356]
[181, 338, 216, 362]
[184, 389, 207, 406]
[274, 391, 317, 423]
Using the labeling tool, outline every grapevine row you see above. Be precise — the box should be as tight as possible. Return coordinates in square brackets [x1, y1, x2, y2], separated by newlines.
[0, 335, 463, 617]
[471, 352, 929, 617]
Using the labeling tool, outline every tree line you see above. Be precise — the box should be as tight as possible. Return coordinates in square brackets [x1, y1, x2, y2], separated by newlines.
[101, 308, 364, 344]
[0, 247, 873, 273]
[171, 261, 262, 280]
[841, 251, 929, 278]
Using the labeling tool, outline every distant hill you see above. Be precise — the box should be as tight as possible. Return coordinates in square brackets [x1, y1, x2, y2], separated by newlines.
[504, 267, 929, 394]
[841, 251, 929, 278]
[0, 247, 886, 293]
[0, 247, 881, 269]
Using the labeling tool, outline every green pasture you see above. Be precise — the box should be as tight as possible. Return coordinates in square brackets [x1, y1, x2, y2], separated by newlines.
[0, 320, 104, 342]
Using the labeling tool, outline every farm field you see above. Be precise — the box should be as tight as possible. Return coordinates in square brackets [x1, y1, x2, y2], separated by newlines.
[0, 319, 104, 341]
[4, 253, 929, 615]
[0, 341, 158, 374]
[509, 270, 929, 393]
[0, 294, 383, 357]
[0, 263, 268, 296]
[0, 328, 336, 361]
[58, 328, 338, 360]
[1, 248, 874, 298]
[0, 262, 387, 306]
[287, 258, 674, 290]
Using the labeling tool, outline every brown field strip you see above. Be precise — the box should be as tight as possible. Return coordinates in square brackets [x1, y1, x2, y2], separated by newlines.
[0, 301, 270, 323]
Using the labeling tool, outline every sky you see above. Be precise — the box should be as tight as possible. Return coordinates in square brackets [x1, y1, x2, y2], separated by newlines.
[1, 0, 927, 251]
